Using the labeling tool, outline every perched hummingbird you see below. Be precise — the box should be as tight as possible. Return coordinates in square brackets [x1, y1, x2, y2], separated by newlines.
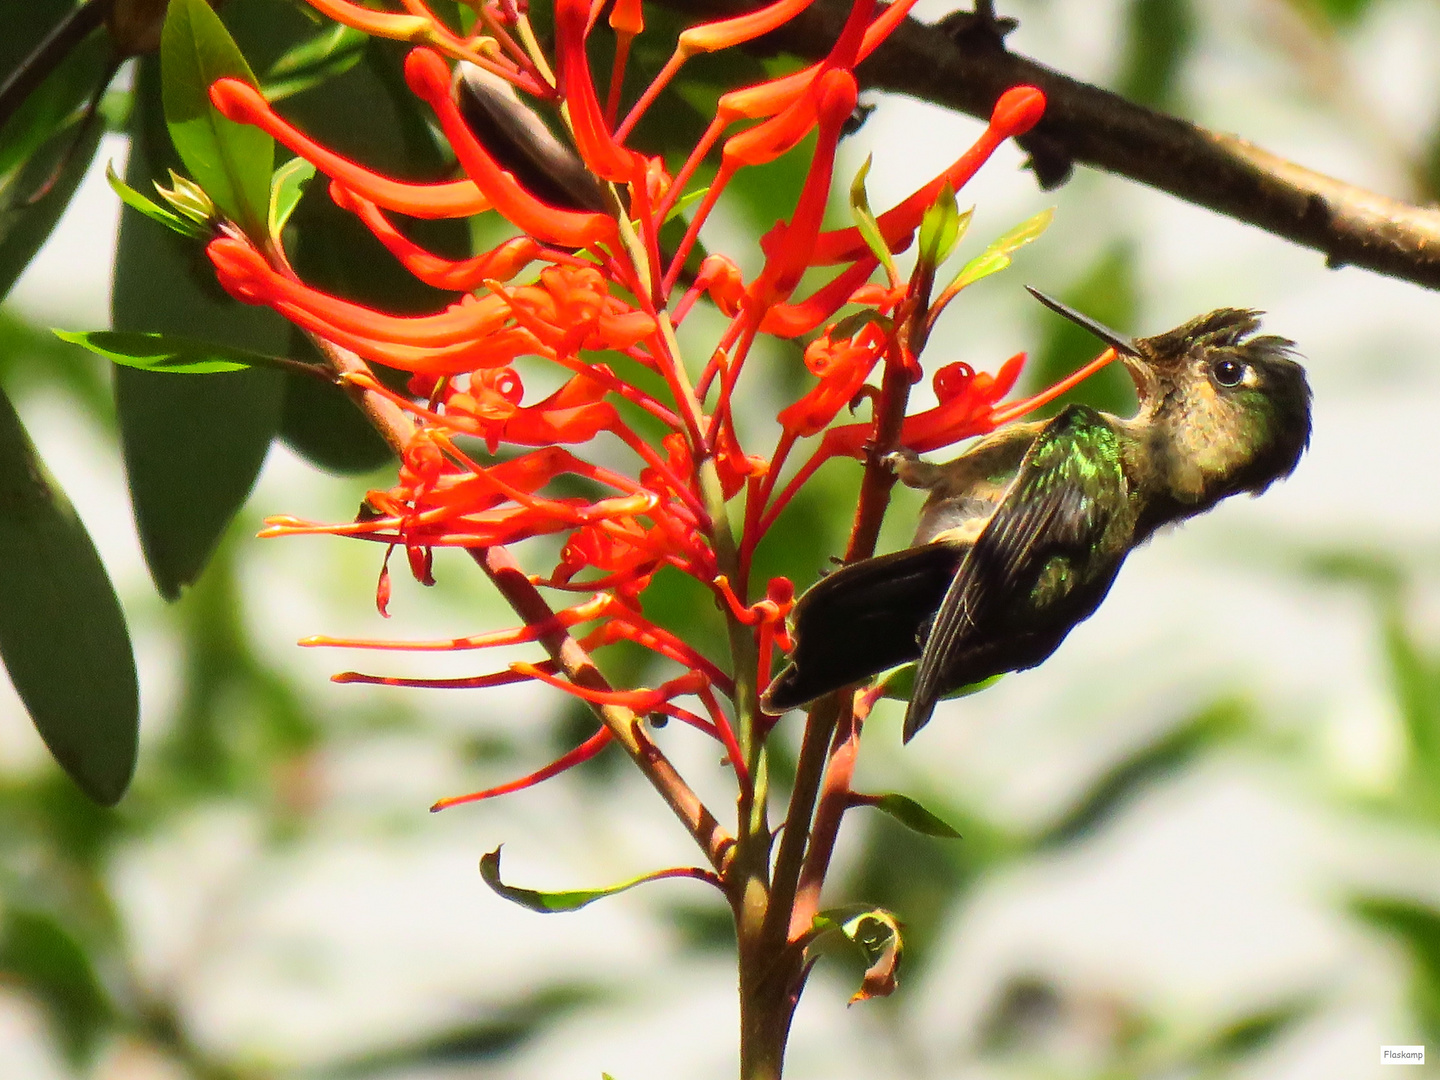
[761, 289, 1312, 741]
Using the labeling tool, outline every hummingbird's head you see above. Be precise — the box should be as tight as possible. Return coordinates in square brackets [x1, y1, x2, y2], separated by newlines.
[1132, 308, 1312, 497]
[1024, 288, 1312, 501]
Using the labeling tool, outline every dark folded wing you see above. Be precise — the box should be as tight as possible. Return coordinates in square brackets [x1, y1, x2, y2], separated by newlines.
[903, 406, 1124, 740]
[761, 542, 966, 713]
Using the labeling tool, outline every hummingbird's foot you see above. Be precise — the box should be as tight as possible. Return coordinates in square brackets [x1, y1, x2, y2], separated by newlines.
[883, 447, 945, 491]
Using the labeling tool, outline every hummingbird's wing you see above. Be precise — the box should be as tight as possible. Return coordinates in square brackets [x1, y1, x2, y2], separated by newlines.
[760, 542, 967, 714]
[904, 405, 1125, 741]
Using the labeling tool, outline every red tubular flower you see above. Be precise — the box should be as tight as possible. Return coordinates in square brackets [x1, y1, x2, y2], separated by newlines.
[197, 0, 1111, 816]
[209, 79, 490, 219]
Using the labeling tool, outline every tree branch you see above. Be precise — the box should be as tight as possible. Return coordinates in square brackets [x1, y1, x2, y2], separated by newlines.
[662, 0, 1440, 292]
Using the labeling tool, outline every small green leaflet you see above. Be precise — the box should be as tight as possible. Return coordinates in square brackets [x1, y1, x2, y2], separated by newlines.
[106, 162, 208, 238]
[480, 847, 706, 914]
[947, 207, 1054, 293]
[866, 793, 962, 839]
[268, 157, 316, 245]
[848, 155, 897, 281]
[261, 22, 368, 103]
[55, 330, 309, 375]
[917, 183, 968, 269]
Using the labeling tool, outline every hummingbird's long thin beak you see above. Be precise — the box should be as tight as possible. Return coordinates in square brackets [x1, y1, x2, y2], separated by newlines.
[1025, 286, 1140, 356]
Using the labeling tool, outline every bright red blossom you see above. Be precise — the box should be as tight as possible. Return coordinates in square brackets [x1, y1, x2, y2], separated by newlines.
[214, 0, 1105, 808]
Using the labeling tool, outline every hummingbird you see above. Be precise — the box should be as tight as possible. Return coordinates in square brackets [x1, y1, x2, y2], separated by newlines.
[761, 288, 1312, 741]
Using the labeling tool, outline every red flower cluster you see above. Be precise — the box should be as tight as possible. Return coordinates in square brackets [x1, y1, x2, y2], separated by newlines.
[201, 0, 1090, 808]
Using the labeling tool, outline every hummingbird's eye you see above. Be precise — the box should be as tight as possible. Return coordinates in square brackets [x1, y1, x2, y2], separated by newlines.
[1211, 357, 1245, 387]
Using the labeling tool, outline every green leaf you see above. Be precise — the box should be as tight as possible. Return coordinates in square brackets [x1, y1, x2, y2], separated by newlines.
[160, 0, 273, 237]
[0, 111, 106, 302]
[809, 907, 903, 1003]
[0, 909, 113, 1067]
[480, 847, 696, 914]
[260, 21, 367, 103]
[917, 183, 968, 269]
[866, 793, 962, 838]
[878, 666, 1001, 702]
[947, 207, 1053, 293]
[0, 9, 109, 180]
[0, 386, 138, 805]
[114, 55, 287, 600]
[1191, 996, 1318, 1067]
[55, 329, 307, 374]
[105, 162, 208, 238]
[848, 155, 897, 281]
[268, 155, 315, 245]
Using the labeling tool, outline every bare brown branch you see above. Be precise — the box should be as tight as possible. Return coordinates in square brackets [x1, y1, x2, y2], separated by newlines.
[661, 0, 1440, 291]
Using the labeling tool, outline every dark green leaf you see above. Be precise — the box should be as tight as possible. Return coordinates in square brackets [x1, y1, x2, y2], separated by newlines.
[0, 386, 138, 805]
[105, 161, 208, 238]
[0, 9, 109, 179]
[279, 348, 395, 474]
[114, 55, 287, 600]
[115, 366, 282, 599]
[481, 847, 696, 914]
[160, 0, 272, 237]
[866, 793, 963, 839]
[261, 22, 367, 103]
[0, 909, 113, 1066]
[0, 111, 105, 302]
[55, 329, 308, 374]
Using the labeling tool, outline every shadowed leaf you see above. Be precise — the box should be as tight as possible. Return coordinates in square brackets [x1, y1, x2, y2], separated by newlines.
[0, 909, 113, 1067]
[0, 387, 138, 804]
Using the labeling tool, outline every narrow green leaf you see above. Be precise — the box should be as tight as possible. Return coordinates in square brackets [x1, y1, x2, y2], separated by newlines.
[848, 155, 897, 281]
[268, 156, 315, 245]
[105, 162, 207, 238]
[55, 329, 307, 374]
[867, 793, 962, 838]
[481, 847, 695, 914]
[947, 207, 1054, 293]
[160, 0, 273, 237]
[260, 21, 367, 103]
[0, 386, 138, 805]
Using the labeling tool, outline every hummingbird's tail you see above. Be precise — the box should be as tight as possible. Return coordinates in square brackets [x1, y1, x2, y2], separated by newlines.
[760, 542, 965, 714]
